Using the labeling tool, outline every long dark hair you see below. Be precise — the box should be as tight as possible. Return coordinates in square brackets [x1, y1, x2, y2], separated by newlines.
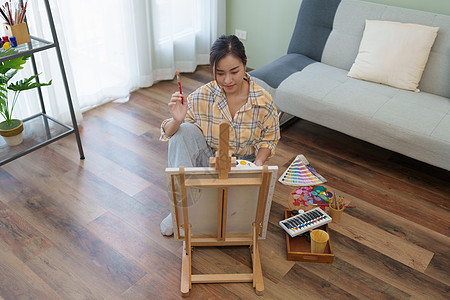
[210, 35, 247, 76]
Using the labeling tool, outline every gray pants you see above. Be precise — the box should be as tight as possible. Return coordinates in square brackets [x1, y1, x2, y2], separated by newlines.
[161, 123, 214, 235]
[168, 122, 214, 168]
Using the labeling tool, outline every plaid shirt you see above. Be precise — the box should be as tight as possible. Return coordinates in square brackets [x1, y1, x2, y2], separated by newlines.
[160, 73, 280, 158]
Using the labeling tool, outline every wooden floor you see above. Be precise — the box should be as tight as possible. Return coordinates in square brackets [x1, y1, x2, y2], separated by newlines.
[0, 65, 449, 299]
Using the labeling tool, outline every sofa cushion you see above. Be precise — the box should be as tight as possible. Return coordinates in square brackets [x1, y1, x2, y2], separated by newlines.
[418, 14, 450, 98]
[287, 0, 341, 61]
[321, 0, 388, 71]
[433, 115, 450, 143]
[347, 20, 439, 92]
[249, 53, 316, 89]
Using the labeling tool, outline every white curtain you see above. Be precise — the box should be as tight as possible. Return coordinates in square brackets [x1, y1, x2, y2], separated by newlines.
[13, 0, 225, 124]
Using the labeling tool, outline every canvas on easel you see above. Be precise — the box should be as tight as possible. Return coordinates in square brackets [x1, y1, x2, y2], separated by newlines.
[166, 166, 277, 239]
[165, 121, 278, 297]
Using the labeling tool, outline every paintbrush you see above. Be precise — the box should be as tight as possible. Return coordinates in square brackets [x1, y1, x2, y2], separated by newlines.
[0, 6, 10, 24]
[19, 0, 27, 23]
[176, 71, 183, 104]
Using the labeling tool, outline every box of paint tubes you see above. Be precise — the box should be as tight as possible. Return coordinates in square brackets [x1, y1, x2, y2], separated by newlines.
[284, 210, 334, 263]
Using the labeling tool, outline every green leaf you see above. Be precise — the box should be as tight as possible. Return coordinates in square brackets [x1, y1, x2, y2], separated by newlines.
[0, 51, 51, 124]
[0, 50, 31, 75]
[8, 76, 52, 92]
[5, 70, 19, 82]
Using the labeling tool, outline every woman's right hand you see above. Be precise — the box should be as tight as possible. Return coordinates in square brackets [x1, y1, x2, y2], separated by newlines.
[168, 92, 188, 123]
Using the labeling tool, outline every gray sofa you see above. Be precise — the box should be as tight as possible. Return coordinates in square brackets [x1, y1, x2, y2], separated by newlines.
[250, 0, 450, 170]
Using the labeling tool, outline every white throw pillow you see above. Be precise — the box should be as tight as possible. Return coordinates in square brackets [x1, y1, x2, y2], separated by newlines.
[348, 20, 439, 92]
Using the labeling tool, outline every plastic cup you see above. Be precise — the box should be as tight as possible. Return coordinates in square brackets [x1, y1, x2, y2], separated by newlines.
[310, 229, 329, 254]
[329, 204, 345, 223]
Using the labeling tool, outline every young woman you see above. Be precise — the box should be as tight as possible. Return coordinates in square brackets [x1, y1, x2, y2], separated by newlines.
[160, 35, 280, 235]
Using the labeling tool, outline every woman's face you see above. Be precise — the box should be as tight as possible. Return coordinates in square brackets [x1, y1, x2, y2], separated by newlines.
[215, 54, 246, 95]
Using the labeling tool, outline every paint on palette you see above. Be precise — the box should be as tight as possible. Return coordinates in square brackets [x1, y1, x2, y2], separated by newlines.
[235, 159, 257, 168]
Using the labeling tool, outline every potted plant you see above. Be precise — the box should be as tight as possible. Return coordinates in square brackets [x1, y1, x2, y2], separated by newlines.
[0, 49, 52, 146]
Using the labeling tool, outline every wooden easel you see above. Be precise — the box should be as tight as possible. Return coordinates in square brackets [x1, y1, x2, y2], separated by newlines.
[174, 121, 271, 297]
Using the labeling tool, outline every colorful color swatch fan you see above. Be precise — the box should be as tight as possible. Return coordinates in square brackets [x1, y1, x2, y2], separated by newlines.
[278, 155, 327, 186]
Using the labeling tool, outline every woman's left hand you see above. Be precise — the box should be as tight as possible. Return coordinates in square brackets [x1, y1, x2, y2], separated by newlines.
[254, 148, 271, 166]
[254, 159, 264, 166]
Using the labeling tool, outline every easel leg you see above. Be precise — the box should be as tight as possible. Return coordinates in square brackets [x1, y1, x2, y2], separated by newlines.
[181, 241, 190, 297]
[180, 168, 192, 297]
[252, 223, 264, 295]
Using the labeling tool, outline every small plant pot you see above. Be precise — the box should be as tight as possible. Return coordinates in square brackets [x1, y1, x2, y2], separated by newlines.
[0, 119, 24, 146]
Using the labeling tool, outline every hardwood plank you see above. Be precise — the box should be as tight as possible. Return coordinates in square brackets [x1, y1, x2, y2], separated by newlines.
[0, 248, 63, 299]
[49, 136, 152, 197]
[80, 114, 168, 171]
[25, 245, 122, 300]
[329, 214, 434, 273]
[2, 154, 107, 226]
[113, 92, 169, 130]
[88, 102, 153, 136]
[0, 168, 30, 203]
[120, 274, 186, 300]
[56, 169, 182, 256]
[335, 190, 450, 285]
[368, 172, 449, 209]
[86, 211, 181, 273]
[0, 201, 52, 262]
[191, 246, 253, 275]
[302, 257, 410, 299]
[78, 116, 167, 187]
[323, 169, 449, 235]
[331, 231, 449, 299]
[132, 178, 170, 206]
[276, 263, 357, 299]
[5, 189, 147, 295]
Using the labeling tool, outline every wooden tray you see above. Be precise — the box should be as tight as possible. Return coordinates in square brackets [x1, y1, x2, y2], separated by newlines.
[284, 210, 334, 263]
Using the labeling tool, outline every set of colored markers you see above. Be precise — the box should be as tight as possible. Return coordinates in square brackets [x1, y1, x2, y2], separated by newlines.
[1, 0, 28, 25]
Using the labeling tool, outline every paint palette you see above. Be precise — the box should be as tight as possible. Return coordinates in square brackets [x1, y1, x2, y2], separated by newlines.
[278, 155, 326, 186]
[288, 186, 333, 211]
[235, 159, 257, 168]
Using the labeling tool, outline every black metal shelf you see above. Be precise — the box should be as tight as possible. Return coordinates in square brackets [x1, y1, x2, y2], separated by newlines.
[0, 0, 84, 166]
[0, 36, 55, 62]
[0, 113, 74, 164]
